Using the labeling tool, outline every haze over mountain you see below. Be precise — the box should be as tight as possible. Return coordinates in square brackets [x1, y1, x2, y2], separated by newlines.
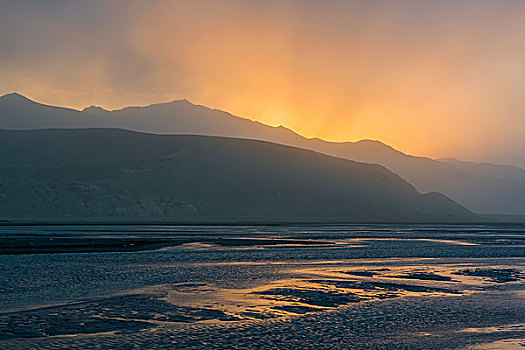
[0, 128, 473, 223]
[2, 92, 525, 215]
[4, 0, 525, 168]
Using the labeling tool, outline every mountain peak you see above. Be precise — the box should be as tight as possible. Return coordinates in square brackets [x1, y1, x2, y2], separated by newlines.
[82, 105, 109, 113]
[167, 98, 194, 106]
[356, 139, 387, 146]
[117, 98, 195, 112]
[354, 139, 407, 156]
[0, 92, 33, 104]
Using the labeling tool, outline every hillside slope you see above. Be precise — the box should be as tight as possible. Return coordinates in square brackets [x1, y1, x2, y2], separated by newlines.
[0, 128, 471, 223]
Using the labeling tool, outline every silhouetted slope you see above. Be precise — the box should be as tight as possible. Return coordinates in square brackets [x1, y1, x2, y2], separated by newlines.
[0, 129, 470, 222]
[439, 157, 525, 180]
[309, 141, 525, 215]
[2, 93, 524, 214]
[0, 93, 90, 129]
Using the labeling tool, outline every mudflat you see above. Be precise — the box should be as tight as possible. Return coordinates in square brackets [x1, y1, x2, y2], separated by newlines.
[0, 224, 524, 349]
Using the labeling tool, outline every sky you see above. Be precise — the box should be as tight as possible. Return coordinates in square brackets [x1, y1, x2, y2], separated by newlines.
[1, 0, 525, 167]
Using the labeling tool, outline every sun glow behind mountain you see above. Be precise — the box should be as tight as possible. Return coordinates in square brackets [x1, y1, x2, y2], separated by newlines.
[2, 0, 525, 166]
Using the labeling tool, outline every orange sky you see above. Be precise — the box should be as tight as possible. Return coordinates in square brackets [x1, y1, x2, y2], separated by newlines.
[1, 0, 525, 166]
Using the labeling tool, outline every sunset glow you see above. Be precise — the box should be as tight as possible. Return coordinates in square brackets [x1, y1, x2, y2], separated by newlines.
[2, 0, 525, 165]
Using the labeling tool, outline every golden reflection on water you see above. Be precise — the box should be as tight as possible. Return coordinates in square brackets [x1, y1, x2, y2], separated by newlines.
[118, 259, 525, 326]
[149, 263, 502, 322]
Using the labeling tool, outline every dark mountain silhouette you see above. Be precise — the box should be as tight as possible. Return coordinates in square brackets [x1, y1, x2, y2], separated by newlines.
[1, 92, 524, 214]
[0, 93, 88, 129]
[438, 157, 525, 180]
[311, 142, 525, 215]
[0, 128, 471, 223]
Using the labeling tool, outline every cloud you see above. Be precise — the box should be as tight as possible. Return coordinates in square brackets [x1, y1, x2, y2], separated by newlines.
[1, 0, 525, 166]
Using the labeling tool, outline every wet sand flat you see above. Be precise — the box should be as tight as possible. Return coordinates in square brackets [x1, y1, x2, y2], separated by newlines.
[0, 224, 524, 349]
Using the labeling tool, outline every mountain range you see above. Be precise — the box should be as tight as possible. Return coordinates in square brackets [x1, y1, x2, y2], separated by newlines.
[0, 128, 472, 223]
[1, 92, 525, 215]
